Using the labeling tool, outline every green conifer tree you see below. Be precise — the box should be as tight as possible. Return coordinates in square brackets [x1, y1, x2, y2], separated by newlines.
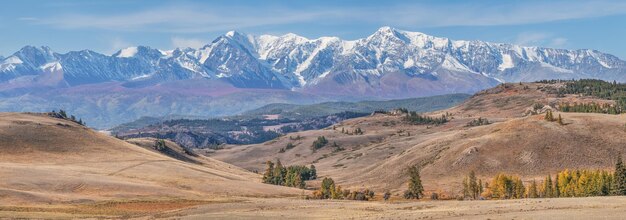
[404, 165, 424, 199]
[613, 155, 626, 195]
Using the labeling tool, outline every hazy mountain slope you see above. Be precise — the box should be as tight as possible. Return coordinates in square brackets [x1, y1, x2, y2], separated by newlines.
[242, 93, 470, 118]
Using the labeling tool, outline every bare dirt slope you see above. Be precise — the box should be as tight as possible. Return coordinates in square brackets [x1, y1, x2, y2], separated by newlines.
[210, 82, 626, 196]
[0, 112, 301, 207]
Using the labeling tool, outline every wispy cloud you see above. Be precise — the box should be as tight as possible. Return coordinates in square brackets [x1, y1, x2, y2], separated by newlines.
[515, 32, 553, 46]
[26, 0, 626, 33]
[34, 5, 337, 33]
[550, 38, 569, 48]
[171, 37, 207, 49]
[109, 37, 131, 54]
[377, 0, 626, 27]
[17, 17, 38, 21]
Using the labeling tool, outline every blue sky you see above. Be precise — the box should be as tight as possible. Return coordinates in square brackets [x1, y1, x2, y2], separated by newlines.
[2, 0, 626, 59]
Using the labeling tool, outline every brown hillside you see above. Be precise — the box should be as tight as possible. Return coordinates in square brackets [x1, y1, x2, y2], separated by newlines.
[0, 113, 300, 206]
[210, 82, 626, 196]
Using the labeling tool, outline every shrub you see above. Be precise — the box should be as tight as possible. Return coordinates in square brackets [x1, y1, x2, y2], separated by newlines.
[430, 192, 439, 200]
[383, 191, 391, 201]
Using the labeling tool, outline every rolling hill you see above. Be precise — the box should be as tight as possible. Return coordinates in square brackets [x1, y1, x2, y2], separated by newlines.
[0, 112, 300, 216]
[209, 81, 626, 197]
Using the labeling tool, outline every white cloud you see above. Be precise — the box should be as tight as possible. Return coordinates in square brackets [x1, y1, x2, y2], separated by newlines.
[171, 37, 207, 49]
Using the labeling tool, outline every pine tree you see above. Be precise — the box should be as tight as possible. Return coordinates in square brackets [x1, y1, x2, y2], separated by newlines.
[514, 178, 525, 199]
[554, 174, 561, 197]
[404, 165, 424, 199]
[544, 175, 554, 198]
[462, 176, 469, 198]
[309, 165, 317, 180]
[557, 114, 564, 125]
[613, 155, 626, 195]
[469, 171, 479, 199]
[273, 159, 285, 185]
[262, 161, 275, 184]
[321, 177, 336, 199]
[529, 179, 539, 198]
[59, 109, 67, 118]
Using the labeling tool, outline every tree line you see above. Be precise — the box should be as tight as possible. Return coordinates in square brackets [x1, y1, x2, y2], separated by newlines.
[404, 111, 449, 125]
[465, 155, 626, 199]
[539, 79, 626, 112]
[559, 102, 621, 114]
[466, 117, 491, 127]
[49, 109, 86, 126]
[310, 177, 376, 201]
[308, 164, 424, 201]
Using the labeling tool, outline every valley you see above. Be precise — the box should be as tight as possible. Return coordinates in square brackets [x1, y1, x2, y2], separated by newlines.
[111, 93, 468, 148]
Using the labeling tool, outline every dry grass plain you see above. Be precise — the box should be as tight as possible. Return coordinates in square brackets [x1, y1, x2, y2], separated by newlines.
[4, 196, 625, 219]
[174, 196, 626, 220]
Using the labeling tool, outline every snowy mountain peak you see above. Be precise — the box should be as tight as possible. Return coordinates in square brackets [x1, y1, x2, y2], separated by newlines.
[376, 26, 396, 34]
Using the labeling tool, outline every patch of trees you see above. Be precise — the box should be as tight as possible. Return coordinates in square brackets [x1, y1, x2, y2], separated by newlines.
[559, 102, 621, 114]
[331, 142, 345, 153]
[338, 127, 364, 135]
[289, 135, 303, 140]
[471, 156, 626, 199]
[262, 160, 316, 189]
[462, 171, 483, 199]
[49, 109, 85, 126]
[311, 136, 329, 150]
[155, 139, 167, 151]
[483, 173, 526, 199]
[404, 111, 448, 125]
[279, 142, 297, 153]
[466, 117, 491, 127]
[310, 177, 375, 201]
[544, 110, 564, 125]
[541, 79, 626, 112]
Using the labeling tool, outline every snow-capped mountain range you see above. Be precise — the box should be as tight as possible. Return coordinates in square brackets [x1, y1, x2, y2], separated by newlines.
[2, 26, 625, 92]
[0, 26, 625, 128]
